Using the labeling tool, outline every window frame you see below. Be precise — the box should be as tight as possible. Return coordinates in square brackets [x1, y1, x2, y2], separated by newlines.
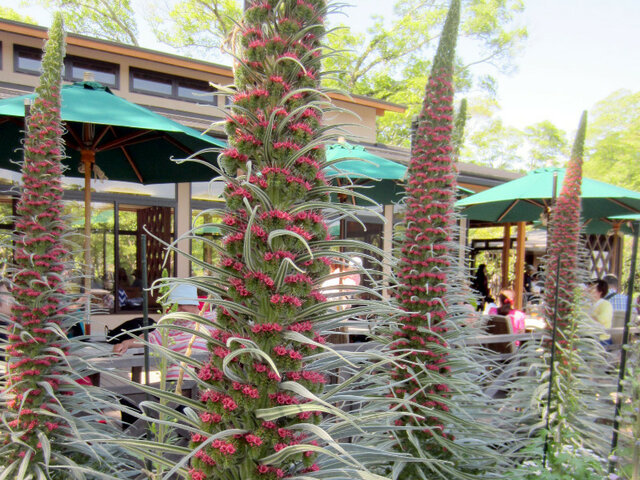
[13, 44, 43, 76]
[65, 54, 120, 89]
[13, 44, 120, 89]
[129, 67, 218, 106]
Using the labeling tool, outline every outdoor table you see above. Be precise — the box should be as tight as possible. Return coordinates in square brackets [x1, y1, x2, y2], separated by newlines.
[89, 347, 208, 385]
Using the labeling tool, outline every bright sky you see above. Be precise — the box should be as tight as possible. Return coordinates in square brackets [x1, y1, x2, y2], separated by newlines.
[4, 0, 640, 136]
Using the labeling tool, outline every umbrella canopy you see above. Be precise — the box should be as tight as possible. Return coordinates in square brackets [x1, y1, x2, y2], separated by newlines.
[325, 143, 407, 180]
[325, 142, 407, 205]
[456, 167, 640, 223]
[0, 81, 225, 184]
[325, 142, 473, 205]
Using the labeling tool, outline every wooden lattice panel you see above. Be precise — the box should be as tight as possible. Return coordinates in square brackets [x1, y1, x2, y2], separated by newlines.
[585, 234, 622, 279]
[137, 206, 173, 288]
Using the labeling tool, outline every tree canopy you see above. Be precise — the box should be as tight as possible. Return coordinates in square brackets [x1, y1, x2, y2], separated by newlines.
[0, 7, 35, 23]
[325, 0, 527, 145]
[524, 120, 568, 170]
[584, 89, 640, 191]
[7, 0, 528, 147]
[146, 0, 242, 57]
[30, 0, 139, 45]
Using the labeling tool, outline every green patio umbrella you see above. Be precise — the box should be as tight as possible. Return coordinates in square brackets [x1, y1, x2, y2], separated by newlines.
[0, 80, 225, 296]
[325, 142, 407, 205]
[455, 167, 640, 223]
[325, 142, 474, 205]
[0, 81, 225, 184]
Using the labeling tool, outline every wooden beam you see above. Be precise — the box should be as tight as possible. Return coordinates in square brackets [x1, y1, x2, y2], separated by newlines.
[501, 223, 511, 289]
[514, 222, 526, 310]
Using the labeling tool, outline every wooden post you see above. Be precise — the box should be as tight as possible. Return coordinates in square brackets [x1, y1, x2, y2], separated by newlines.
[176, 182, 191, 278]
[514, 221, 526, 310]
[611, 223, 622, 278]
[81, 149, 94, 335]
[114, 201, 120, 313]
[501, 223, 511, 289]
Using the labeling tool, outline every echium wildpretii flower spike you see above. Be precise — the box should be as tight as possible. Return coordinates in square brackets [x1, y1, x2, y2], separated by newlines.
[189, 1, 332, 479]
[452, 98, 467, 162]
[3, 13, 69, 465]
[544, 111, 587, 332]
[390, 0, 460, 474]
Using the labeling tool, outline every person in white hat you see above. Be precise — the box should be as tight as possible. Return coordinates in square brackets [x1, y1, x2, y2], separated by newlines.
[112, 284, 214, 380]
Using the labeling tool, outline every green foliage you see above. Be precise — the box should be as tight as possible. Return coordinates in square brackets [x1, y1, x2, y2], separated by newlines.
[524, 121, 569, 170]
[325, 0, 527, 146]
[459, 96, 572, 171]
[147, 0, 241, 58]
[584, 89, 640, 192]
[0, 6, 36, 23]
[463, 114, 522, 169]
[511, 443, 607, 480]
[616, 310, 640, 478]
[34, 0, 139, 45]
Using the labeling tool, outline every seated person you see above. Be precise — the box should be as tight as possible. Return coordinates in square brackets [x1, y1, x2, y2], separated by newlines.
[488, 288, 526, 334]
[117, 267, 130, 287]
[113, 284, 214, 381]
[590, 279, 613, 344]
[131, 269, 144, 289]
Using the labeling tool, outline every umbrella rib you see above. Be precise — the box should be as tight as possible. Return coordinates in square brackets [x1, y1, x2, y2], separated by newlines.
[497, 199, 519, 222]
[66, 123, 83, 149]
[96, 129, 154, 152]
[609, 198, 640, 214]
[92, 125, 112, 150]
[98, 133, 165, 152]
[523, 198, 545, 208]
[158, 133, 195, 155]
[120, 147, 144, 184]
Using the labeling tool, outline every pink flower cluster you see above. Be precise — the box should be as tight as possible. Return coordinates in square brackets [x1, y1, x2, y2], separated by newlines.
[270, 294, 303, 307]
[200, 390, 238, 412]
[251, 323, 283, 334]
[273, 345, 303, 361]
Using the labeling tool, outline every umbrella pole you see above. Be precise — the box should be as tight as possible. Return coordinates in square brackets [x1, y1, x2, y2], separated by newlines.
[82, 151, 93, 335]
[609, 220, 639, 473]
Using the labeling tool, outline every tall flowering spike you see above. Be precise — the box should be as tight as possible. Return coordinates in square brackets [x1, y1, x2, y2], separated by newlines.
[2, 13, 69, 466]
[390, 0, 461, 473]
[190, 2, 333, 479]
[544, 111, 587, 330]
[452, 98, 467, 162]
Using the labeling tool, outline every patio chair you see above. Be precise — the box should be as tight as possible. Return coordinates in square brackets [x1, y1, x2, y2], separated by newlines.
[611, 311, 626, 345]
[485, 315, 516, 355]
